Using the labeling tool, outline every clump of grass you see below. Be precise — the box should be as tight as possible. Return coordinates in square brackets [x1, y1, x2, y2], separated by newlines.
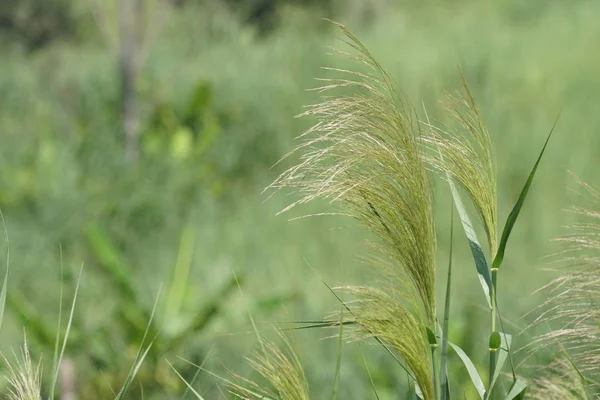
[2, 336, 43, 400]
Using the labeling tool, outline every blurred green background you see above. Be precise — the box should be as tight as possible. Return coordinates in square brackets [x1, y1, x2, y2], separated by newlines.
[0, 0, 598, 398]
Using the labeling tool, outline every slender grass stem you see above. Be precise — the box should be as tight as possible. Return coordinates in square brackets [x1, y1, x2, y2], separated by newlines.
[431, 345, 440, 400]
[488, 268, 498, 400]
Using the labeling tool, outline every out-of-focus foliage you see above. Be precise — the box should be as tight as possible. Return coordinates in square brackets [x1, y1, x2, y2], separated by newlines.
[0, 0, 80, 49]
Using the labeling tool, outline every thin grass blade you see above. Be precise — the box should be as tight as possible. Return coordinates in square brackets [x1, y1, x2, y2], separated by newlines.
[440, 206, 454, 400]
[165, 225, 195, 322]
[167, 360, 207, 400]
[50, 263, 83, 400]
[0, 257, 7, 331]
[360, 346, 380, 400]
[51, 250, 65, 400]
[492, 114, 559, 270]
[449, 342, 486, 399]
[0, 209, 9, 331]
[114, 287, 161, 399]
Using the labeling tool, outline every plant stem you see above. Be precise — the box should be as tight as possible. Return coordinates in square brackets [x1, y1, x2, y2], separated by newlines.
[488, 268, 498, 400]
[431, 345, 440, 400]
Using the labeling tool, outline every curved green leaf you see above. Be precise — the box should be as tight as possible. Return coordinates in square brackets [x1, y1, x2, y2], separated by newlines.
[449, 180, 492, 308]
[504, 379, 527, 400]
[492, 115, 559, 270]
[449, 342, 486, 399]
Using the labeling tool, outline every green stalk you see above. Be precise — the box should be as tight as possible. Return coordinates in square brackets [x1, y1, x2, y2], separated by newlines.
[488, 268, 498, 400]
[427, 327, 439, 400]
[431, 345, 439, 400]
[440, 206, 454, 400]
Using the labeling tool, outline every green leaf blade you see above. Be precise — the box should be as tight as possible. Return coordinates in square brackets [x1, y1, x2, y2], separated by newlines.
[492, 115, 559, 270]
[449, 180, 492, 308]
[504, 379, 527, 400]
[449, 342, 486, 399]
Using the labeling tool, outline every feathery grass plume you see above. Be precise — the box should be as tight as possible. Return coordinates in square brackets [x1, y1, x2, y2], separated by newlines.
[266, 22, 436, 398]
[527, 179, 600, 394]
[422, 76, 498, 255]
[267, 22, 436, 322]
[529, 358, 596, 400]
[343, 283, 435, 400]
[227, 330, 309, 400]
[2, 336, 43, 400]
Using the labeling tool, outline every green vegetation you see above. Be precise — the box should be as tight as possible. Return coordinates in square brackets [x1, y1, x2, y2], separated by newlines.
[0, 0, 599, 398]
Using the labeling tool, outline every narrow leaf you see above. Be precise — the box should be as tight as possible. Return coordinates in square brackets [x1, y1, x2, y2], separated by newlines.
[51, 251, 65, 400]
[449, 179, 492, 308]
[449, 342, 486, 399]
[115, 287, 161, 399]
[360, 346, 380, 400]
[86, 223, 136, 301]
[165, 225, 195, 322]
[0, 257, 7, 331]
[492, 115, 559, 270]
[167, 360, 207, 400]
[504, 379, 527, 400]
[50, 264, 84, 400]
[0, 210, 9, 331]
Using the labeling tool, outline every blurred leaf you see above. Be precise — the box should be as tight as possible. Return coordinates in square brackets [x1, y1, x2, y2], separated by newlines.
[0, 210, 9, 331]
[183, 81, 212, 128]
[167, 274, 239, 351]
[7, 291, 57, 346]
[164, 225, 196, 323]
[170, 127, 194, 160]
[86, 223, 152, 341]
[85, 223, 136, 301]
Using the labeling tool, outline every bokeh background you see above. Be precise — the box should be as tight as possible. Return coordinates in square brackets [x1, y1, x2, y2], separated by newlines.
[0, 0, 599, 398]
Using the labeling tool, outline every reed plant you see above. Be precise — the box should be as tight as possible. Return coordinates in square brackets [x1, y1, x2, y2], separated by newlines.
[218, 22, 558, 399]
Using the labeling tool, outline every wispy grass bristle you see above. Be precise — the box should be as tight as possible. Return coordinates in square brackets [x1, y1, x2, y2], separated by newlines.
[528, 179, 600, 394]
[342, 285, 434, 400]
[422, 76, 498, 256]
[2, 336, 42, 400]
[227, 330, 309, 400]
[267, 22, 436, 322]
[529, 358, 595, 400]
